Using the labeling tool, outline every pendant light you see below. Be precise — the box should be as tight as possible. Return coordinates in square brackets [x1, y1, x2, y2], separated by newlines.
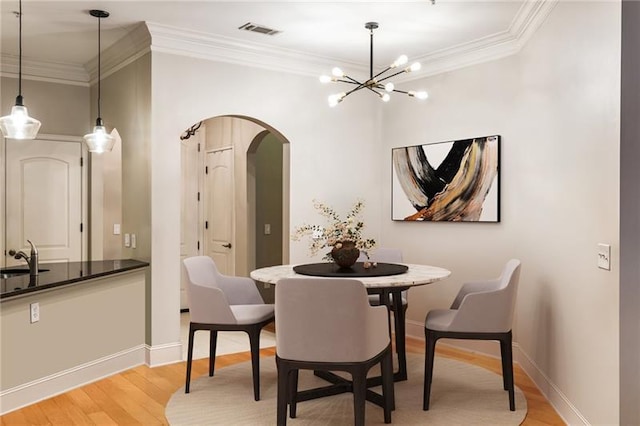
[84, 9, 115, 153]
[0, 0, 41, 139]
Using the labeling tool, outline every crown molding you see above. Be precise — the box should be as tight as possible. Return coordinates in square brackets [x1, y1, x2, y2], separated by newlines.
[84, 23, 152, 84]
[146, 22, 367, 78]
[0, 1, 557, 86]
[400, 0, 559, 81]
[147, 0, 558, 82]
[0, 55, 89, 86]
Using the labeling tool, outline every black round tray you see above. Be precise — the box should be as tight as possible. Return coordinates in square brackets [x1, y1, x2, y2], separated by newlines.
[293, 262, 408, 278]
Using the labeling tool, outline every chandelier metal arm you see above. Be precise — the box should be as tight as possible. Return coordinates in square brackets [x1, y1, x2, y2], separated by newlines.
[371, 66, 392, 82]
[342, 75, 370, 96]
[376, 69, 407, 84]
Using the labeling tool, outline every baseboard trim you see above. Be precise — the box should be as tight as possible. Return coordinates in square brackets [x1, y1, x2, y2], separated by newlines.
[406, 318, 582, 424]
[145, 341, 183, 367]
[515, 346, 586, 425]
[0, 345, 145, 415]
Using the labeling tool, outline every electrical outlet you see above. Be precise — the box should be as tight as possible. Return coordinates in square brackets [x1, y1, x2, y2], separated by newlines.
[113, 223, 121, 235]
[264, 224, 271, 235]
[597, 243, 611, 270]
[30, 302, 40, 323]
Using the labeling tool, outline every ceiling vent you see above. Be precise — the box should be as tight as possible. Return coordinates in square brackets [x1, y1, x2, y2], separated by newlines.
[238, 22, 281, 36]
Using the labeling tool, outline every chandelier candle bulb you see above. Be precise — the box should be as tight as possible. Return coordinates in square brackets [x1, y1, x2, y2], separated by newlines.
[385, 83, 395, 92]
[319, 75, 332, 83]
[408, 90, 429, 100]
[391, 55, 408, 68]
[331, 67, 344, 77]
[407, 62, 422, 73]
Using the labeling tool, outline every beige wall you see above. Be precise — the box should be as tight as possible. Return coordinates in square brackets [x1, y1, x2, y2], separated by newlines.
[0, 78, 89, 137]
[89, 53, 152, 263]
[381, 3, 620, 424]
[0, 270, 146, 392]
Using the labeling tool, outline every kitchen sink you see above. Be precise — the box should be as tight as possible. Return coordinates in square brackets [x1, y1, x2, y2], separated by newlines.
[0, 268, 50, 279]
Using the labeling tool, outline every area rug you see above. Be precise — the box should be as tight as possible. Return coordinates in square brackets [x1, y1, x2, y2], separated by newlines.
[166, 354, 527, 425]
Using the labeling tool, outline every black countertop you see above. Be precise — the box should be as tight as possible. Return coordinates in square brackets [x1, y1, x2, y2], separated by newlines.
[1, 259, 149, 301]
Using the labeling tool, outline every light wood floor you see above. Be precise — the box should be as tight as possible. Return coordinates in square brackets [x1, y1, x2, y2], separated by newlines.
[0, 337, 565, 425]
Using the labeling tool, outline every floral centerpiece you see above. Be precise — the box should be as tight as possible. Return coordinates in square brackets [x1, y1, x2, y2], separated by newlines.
[292, 199, 376, 267]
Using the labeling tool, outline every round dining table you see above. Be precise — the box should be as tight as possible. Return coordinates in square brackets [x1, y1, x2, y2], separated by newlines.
[250, 262, 451, 383]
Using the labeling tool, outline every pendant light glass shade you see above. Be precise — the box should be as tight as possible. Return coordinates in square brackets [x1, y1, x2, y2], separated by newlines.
[84, 118, 115, 153]
[0, 100, 41, 140]
[0, 0, 41, 140]
[84, 9, 114, 153]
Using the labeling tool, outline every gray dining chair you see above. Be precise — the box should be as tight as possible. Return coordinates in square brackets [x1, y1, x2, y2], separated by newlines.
[423, 259, 521, 411]
[183, 256, 274, 400]
[359, 248, 407, 357]
[275, 277, 394, 426]
[358, 247, 406, 306]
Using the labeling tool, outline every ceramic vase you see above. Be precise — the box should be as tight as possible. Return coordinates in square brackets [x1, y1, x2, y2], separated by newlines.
[330, 241, 360, 268]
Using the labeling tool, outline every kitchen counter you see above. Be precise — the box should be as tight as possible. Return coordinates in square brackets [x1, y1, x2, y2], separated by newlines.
[0, 259, 149, 301]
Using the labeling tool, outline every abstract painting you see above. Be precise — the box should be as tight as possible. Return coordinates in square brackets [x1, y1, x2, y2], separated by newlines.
[392, 135, 500, 222]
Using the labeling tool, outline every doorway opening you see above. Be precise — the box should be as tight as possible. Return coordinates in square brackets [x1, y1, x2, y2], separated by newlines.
[179, 115, 290, 309]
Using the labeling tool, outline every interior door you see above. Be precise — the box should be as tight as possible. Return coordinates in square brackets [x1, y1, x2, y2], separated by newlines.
[180, 134, 202, 310]
[5, 138, 83, 265]
[204, 148, 234, 275]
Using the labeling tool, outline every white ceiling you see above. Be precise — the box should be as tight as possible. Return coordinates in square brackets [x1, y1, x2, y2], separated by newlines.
[1, 1, 543, 80]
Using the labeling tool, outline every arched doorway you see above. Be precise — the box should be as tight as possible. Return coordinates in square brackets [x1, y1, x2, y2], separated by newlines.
[179, 115, 290, 309]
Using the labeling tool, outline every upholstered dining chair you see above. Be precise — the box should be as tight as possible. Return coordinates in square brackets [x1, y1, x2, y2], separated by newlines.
[359, 248, 407, 353]
[183, 256, 274, 401]
[423, 259, 521, 411]
[359, 247, 406, 306]
[275, 278, 394, 426]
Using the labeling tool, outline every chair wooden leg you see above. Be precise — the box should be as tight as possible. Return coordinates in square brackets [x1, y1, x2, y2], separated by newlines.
[185, 324, 196, 394]
[352, 366, 368, 426]
[276, 357, 289, 426]
[499, 335, 508, 390]
[502, 332, 515, 411]
[209, 330, 218, 377]
[248, 326, 262, 401]
[423, 329, 437, 410]
[288, 369, 299, 419]
[381, 348, 394, 423]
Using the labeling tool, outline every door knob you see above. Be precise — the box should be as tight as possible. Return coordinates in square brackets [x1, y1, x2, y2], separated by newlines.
[222, 243, 232, 248]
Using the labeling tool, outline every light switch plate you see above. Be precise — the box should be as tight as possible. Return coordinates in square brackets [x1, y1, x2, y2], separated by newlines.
[264, 224, 271, 235]
[124, 233, 131, 247]
[113, 224, 121, 235]
[131, 234, 137, 249]
[597, 243, 611, 270]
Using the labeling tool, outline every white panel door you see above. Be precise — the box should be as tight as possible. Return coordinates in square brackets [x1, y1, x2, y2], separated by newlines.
[6, 138, 83, 265]
[180, 135, 202, 310]
[204, 148, 234, 275]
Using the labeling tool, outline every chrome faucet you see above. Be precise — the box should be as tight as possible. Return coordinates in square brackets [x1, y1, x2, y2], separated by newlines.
[8, 240, 39, 276]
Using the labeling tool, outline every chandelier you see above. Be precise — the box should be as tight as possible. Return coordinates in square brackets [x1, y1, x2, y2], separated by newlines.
[320, 22, 428, 107]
